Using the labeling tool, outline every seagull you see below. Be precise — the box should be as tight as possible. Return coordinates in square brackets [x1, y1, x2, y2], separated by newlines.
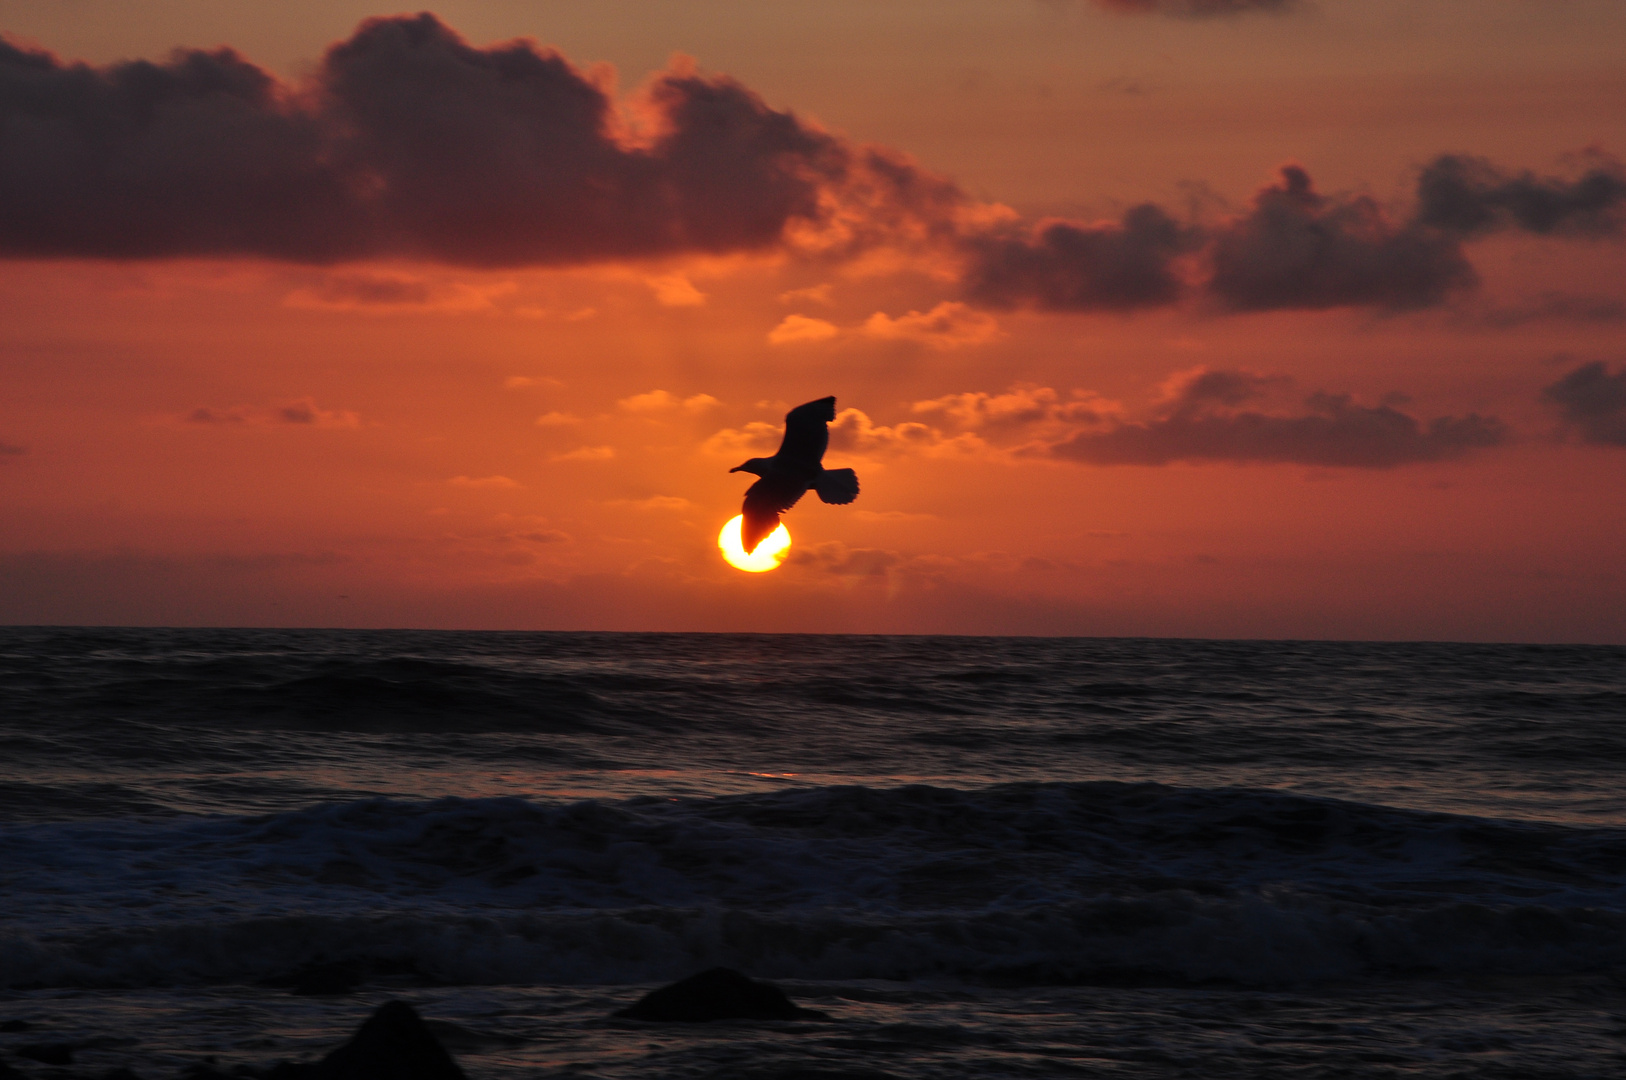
[730, 396, 860, 554]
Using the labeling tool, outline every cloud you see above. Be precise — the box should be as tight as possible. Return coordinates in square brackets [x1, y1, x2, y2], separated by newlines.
[767, 314, 840, 345]
[960, 154, 1621, 315]
[186, 407, 255, 424]
[1044, 367, 1507, 467]
[2, 15, 1613, 329]
[551, 445, 615, 462]
[617, 389, 719, 413]
[706, 404, 979, 460]
[712, 373, 1505, 469]
[534, 411, 581, 426]
[862, 301, 1000, 348]
[1542, 361, 1626, 446]
[447, 474, 521, 488]
[1207, 165, 1475, 311]
[1091, 0, 1299, 16]
[703, 421, 783, 457]
[273, 398, 361, 427]
[828, 407, 986, 457]
[779, 283, 832, 304]
[1415, 153, 1626, 239]
[788, 540, 901, 578]
[1465, 293, 1626, 329]
[645, 273, 707, 307]
[0, 14, 851, 264]
[284, 273, 516, 313]
[184, 397, 359, 427]
[801, 372, 1505, 469]
[0, 441, 24, 456]
[608, 495, 693, 511]
[912, 384, 1119, 433]
[854, 509, 937, 522]
[961, 205, 1199, 312]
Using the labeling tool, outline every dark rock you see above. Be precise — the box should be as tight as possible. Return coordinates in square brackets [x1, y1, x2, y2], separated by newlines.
[310, 1001, 464, 1080]
[705, 1070, 894, 1080]
[0, 1022, 33, 1033]
[181, 1061, 231, 1080]
[16, 1047, 71, 1068]
[614, 968, 826, 1023]
[261, 1064, 316, 1080]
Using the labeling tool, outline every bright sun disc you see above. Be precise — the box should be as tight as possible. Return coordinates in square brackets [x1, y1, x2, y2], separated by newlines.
[719, 515, 791, 572]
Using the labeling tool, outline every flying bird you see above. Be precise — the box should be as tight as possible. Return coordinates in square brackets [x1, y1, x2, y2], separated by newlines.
[731, 396, 860, 554]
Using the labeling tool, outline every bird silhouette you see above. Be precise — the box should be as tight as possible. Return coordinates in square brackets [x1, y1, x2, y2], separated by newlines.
[731, 396, 860, 554]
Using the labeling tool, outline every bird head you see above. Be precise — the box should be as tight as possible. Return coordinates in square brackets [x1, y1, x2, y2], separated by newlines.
[730, 457, 770, 477]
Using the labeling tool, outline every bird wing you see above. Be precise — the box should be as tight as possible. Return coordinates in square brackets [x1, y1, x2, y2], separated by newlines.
[740, 475, 807, 554]
[814, 468, 859, 505]
[776, 396, 835, 467]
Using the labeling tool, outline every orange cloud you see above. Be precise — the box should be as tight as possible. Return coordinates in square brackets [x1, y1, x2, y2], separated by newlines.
[861, 302, 1000, 348]
[645, 274, 707, 307]
[617, 390, 719, 414]
[767, 314, 840, 345]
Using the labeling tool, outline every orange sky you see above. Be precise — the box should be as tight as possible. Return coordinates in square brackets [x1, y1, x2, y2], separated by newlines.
[1, 0, 1623, 640]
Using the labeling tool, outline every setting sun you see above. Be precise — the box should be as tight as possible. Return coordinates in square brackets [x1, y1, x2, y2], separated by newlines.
[718, 515, 791, 573]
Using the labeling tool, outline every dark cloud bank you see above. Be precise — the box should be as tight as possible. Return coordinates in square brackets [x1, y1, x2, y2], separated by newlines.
[0, 14, 850, 264]
[1091, 0, 1299, 17]
[1046, 369, 1506, 467]
[974, 159, 1623, 315]
[1, 14, 1620, 316]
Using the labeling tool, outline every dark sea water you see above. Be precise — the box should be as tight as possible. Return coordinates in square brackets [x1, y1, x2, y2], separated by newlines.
[2, 628, 1624, 1079]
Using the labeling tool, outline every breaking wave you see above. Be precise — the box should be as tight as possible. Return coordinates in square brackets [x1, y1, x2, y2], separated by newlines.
[4, 783, 1623, 990]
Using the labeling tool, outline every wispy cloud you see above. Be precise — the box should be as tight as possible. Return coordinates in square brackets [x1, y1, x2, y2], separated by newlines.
[618, 390, 719, 414]
[184, 397, 360, 428]
[284, 273, 516, 314]
[447, 475, 522, 488]
[1090, 0, 1300, 16]
[551, 445, 616, 462]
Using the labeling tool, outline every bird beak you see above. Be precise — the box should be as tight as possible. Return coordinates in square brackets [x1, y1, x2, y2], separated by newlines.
[728, 465, 743, 473]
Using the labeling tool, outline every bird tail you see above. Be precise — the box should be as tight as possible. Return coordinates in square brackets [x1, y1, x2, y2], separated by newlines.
[740, 509, 780, 555]
[815, 468, 859, 505]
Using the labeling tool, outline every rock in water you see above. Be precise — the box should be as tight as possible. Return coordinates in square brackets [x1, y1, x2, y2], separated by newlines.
[614, 967, 825, 1022]
[16, 1045, 72, 1067]
[312, 1001, 465, 1080]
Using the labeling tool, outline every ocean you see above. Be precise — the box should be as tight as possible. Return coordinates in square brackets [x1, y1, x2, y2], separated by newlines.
[1, 627, 1623, 1078]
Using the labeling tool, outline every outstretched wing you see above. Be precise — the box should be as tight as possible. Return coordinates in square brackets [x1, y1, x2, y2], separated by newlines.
[814, 468, 859, 505]
[776, 396, 836, 468]
[741, 475, 807, 554]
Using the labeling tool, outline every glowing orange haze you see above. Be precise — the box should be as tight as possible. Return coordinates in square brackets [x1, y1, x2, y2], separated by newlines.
[0, 1, 1623, 640]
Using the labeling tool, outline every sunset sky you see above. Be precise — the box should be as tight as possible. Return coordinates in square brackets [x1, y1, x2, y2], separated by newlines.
[1, 0, 1623, 639]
